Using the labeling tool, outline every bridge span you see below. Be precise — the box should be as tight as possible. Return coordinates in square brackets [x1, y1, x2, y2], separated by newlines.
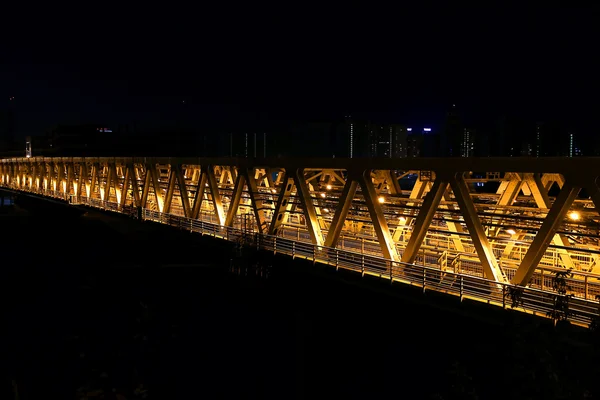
[3, 156, 600, 326]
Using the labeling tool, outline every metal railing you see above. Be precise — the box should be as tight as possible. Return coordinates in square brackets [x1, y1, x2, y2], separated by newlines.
[4, 184, 600, 327]
[138, 208, 598, 327]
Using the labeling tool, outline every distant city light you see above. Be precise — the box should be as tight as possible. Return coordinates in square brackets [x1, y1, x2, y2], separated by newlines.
[424, 128, 432, 132]
[407, 128, 412, 132]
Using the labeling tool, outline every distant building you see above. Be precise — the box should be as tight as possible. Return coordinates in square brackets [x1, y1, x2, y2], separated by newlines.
[461, 128, 475, 157]
[343, 117, 409, 158]
[42, 124, 117, 156]
[407, 131, 424, 157]
[568, 132, 582, 157]
[442, 104, 462, 157]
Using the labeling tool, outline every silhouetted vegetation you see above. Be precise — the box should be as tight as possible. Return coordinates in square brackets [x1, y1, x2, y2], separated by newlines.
[506, 285, 524, 309]
[547, 269, 574, 327]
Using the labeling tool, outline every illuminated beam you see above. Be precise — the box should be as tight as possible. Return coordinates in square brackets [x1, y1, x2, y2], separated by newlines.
[401, 179, 447, 264]
[498, 174, 522, 206]
[163, 168, 177, 213]
[174, 164, 192, 217]
[240, 167, 267, 232]
[191, 167, 207, 220]
[78, 163, 88, 199]
[66, 163, 74, 196]
[120, 166, 130, 207]
[294, 168, 324, 246]
[382, 170, 401, 195]
[141, 165, 151, 208]
[524, 173, 575, 270]
[129, 164, 142, 207]
[512, 183, 581, 286]
[109, 163, 121, 203]
[206, 165, 225, 226]
[488, 173, 523, 237]
[441, 187, 466, 253]
[146, 163, 164, 212]
[268, 173, 294, 235]
[225, 173, 246, 226]
[357, 170, 398, 261]
[324, 178, 358, 248]
[589, 178, 600, 218]
[90, 163, 99, 199]
[56, 162, 64, 194]
[393, 177, 432, 242]
[450, 174, 506, 282]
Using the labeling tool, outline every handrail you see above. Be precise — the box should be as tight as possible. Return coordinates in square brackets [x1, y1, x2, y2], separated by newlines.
[3, 183, 600, 327]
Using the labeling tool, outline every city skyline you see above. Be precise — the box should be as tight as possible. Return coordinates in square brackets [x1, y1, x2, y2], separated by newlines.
[2, 5, 599, 155]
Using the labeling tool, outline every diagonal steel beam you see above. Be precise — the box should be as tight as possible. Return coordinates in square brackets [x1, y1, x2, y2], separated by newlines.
[174, 164, 192, 218]
[524, 173, 575, 270]
[450, 174, 506, 282]
[206, 165, 225, 226]
[268, 173, 294, 235]
[294, 168, 324, 246]
[512, 182, 581, 286]
[163, 168, 177, 213]
[241, 167, 267, 232]
[382, 170, 402, 195]
[401, 178, 447, 264]
[191, 167, 208, 219]
[121, 166, 130, 207]
[357, 170, 398, 261]
[324, 178, 358, 248]
[225, 172, 245, 226]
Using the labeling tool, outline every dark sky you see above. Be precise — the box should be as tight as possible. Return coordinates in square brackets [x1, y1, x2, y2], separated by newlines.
[1, 5, 599, 138]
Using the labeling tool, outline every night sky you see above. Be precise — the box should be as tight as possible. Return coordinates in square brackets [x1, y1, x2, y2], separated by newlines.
[2, 5, 599, 139]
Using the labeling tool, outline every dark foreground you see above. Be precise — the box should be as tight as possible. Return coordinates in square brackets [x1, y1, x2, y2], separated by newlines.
[2, 195, 600, 399]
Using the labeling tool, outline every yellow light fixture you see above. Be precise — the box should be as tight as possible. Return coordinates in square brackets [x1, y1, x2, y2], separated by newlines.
[569, 211, 580, 221]
[399, 216, 407, 223]
[378, 196, 385, 203]
[506, 228, 517, 235]
[320, 193, 326, 198]
[326, 184, 332, 190]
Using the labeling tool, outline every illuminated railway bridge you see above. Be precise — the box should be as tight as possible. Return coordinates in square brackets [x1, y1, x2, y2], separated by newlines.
[3, 156, 600, 326]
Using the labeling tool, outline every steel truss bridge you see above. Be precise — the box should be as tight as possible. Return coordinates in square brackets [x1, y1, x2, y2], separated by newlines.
[3, 156, 600, 326]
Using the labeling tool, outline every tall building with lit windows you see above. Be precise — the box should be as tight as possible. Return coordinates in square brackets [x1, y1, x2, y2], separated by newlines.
[535, 123, 542, 157]
[568, 132, 582, 157]
[461, 128, 475, 157]
[390, 124, 408, 158]
[369, 123, 408, 158]
[345, 115, 355, 158]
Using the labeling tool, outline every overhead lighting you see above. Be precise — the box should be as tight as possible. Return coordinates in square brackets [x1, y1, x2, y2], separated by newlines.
[326, 184, 332, 190]
[378, 196, 385, 203]
[506, 228, 517, 235]
[569, 211, 580, 221]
